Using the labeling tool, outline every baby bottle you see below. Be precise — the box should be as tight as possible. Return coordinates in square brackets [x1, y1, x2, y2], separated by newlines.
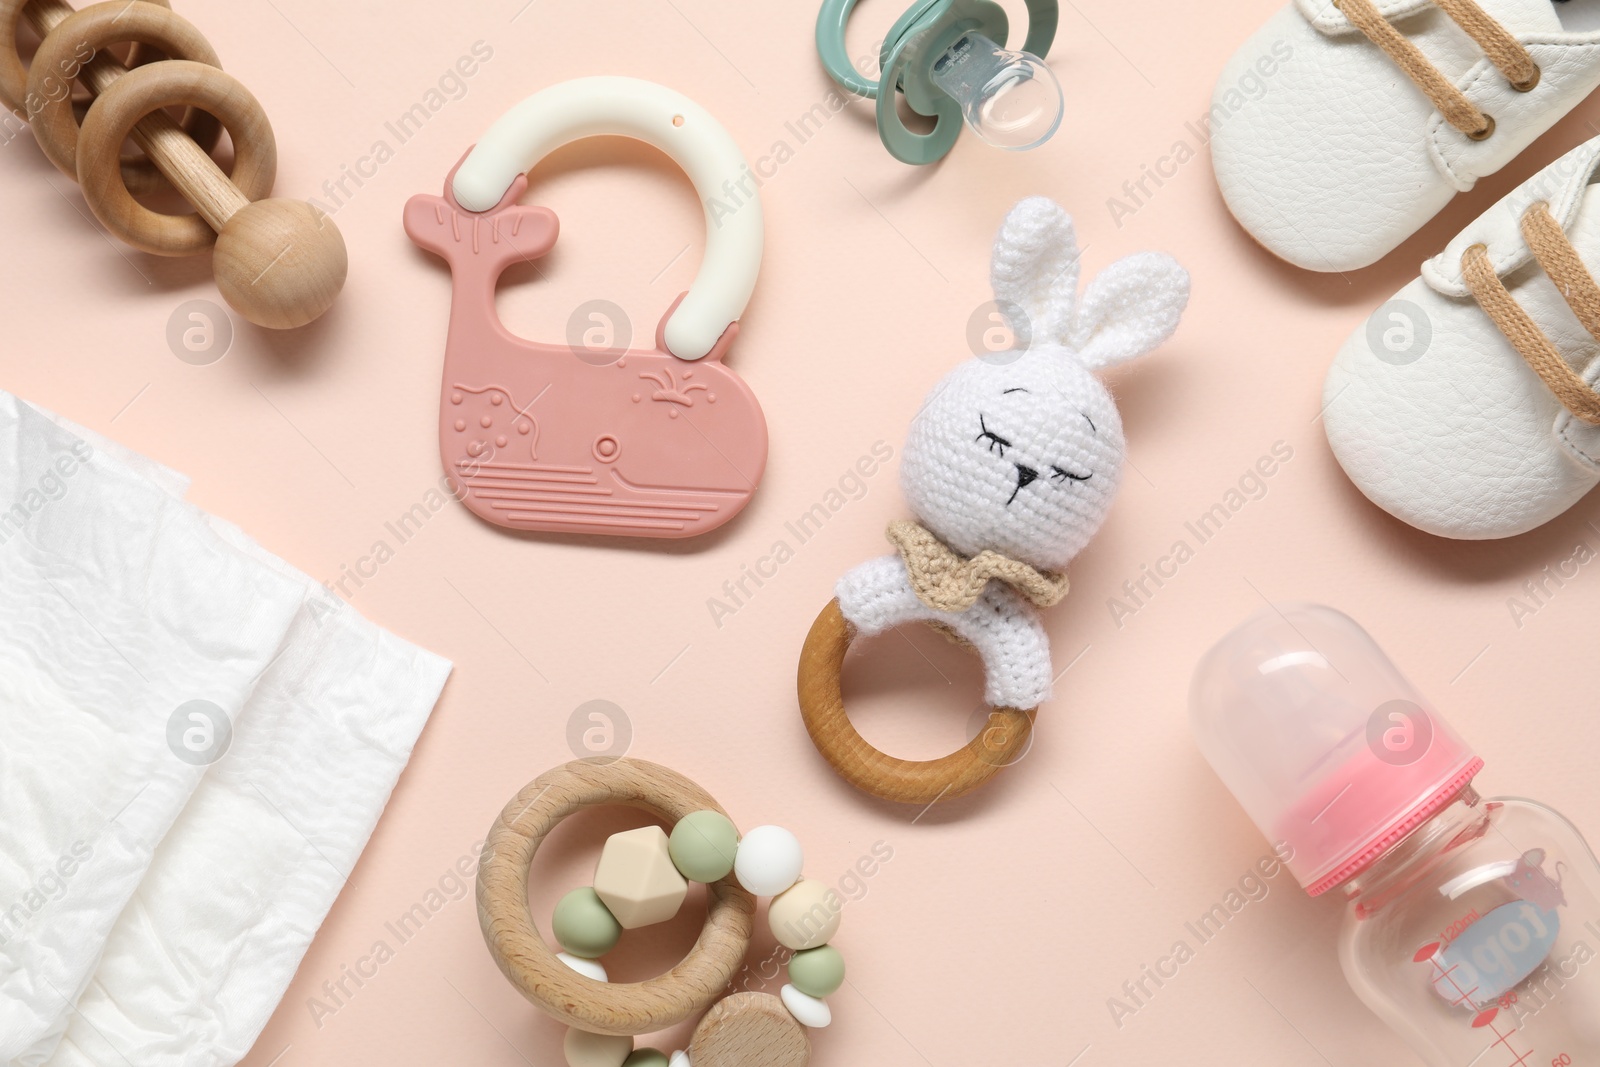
[1190, 604, 1600, 1065]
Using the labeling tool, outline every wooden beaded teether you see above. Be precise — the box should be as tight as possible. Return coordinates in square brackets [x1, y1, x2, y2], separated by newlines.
[0, 0, 346, 328]
[479, 759, 845, 1067]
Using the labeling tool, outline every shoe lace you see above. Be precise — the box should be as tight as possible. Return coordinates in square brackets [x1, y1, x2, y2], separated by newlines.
[1335, 0, 1540, 139]
[1462, 202, 1600, 424]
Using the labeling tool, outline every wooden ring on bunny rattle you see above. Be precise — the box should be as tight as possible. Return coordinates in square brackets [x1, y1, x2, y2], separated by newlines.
[477, 758, 755, 1036]
[798, 599, 1036, 805]
[17, 0, 223, 196]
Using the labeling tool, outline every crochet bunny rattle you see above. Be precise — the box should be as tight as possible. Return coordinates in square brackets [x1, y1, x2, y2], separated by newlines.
[798, 197, 1189, 805]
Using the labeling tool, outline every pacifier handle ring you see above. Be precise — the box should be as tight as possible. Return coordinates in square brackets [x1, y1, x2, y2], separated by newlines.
[815, 0, 1058, 99]
[451, 76, 762, 362]
[816, 0, 899, 98]
[797, 599, 1036, 805]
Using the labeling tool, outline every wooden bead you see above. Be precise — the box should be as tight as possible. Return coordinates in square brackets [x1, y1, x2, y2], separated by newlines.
[213, 198, 347, 329]
[593, 825, 688, 930]
[798, 598, 1036, 804]
[767, 879, 841, 951]
[687, 992, 810, 1067]
[478, 759, 755, 1037]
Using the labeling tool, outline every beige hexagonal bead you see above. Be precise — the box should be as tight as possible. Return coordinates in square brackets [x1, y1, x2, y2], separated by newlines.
[593, 825, 689, 929]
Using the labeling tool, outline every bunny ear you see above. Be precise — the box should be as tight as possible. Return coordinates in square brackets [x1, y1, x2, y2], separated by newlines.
[990, 197, 1081, 345]
[1067, 252, 1190, 370]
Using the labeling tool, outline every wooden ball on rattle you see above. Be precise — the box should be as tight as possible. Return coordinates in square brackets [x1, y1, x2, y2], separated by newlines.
[213, 198, 348, 330]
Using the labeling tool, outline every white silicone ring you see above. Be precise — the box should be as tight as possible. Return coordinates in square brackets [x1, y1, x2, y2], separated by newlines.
[452, 76, 763, 361]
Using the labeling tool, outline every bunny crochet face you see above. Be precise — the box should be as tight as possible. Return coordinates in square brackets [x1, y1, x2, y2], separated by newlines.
[834, 197, 1188, 711]
[901, 348, 1125, 572]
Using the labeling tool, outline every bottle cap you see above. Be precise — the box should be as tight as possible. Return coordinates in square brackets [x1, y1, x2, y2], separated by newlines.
[1189, 604, 1482, 896]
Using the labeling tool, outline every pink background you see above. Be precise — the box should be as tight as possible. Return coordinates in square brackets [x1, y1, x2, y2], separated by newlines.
[4, 0, 1600, 1063]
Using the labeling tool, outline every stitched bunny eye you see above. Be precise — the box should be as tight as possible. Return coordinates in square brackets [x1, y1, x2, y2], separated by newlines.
[975, 415, 1011, 458]
[1050, 465, 1091, 483]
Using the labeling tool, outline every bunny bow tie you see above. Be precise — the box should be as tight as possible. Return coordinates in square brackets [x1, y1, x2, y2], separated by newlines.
[887, 520, 1070, 612]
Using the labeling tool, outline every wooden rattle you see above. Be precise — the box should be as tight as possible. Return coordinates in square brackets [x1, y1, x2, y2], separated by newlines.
[797, 197, 1190, 807]
[479, 759, 846, 1067]
[0, 0, 346, 328]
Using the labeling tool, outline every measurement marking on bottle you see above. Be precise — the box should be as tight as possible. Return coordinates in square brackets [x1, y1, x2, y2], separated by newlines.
[1421, 948, 1538, 1067]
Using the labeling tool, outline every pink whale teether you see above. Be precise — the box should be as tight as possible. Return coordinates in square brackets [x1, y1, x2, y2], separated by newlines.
[404, 77, 767, 539]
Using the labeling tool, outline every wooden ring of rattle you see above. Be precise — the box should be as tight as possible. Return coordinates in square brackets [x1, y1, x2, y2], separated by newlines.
[76, 58, 273, 254]
[0, 0, 225, 191]
[477, 758, 756, 1037]
[18, 1, 223, 196]
[797, 598, 1036, 805]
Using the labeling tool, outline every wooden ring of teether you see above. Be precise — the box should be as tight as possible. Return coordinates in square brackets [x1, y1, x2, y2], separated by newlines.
[76, 58, 273, 254]
[797, 598, 1036, 805]
[19, 0, 223, 196]
[477, 758, 755, 1037]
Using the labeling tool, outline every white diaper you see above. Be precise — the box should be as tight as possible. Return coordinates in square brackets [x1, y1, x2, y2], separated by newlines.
[0, 393, 450, 1066]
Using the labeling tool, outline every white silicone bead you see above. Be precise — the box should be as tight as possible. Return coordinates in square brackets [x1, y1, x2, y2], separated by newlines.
[779, 984, 832, 1029]
[733, 825, 804, 896]
[564, 1027, 632, 1067]
[558, 952, 609, 982]
[669, 1052, 691, 1067]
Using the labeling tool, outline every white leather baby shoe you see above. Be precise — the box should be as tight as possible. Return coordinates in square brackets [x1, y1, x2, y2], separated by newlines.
[1323, 135, 1600, 538]
[1212, 0, 1600, 272]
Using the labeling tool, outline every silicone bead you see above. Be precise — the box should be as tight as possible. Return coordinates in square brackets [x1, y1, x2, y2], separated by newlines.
[564, 1027, 633, 1067]
[558, 952, 609, 982]
[622, 1050, 670, 1067]
[787, 944, 845, 998]
[669, 1053, 691, 1067]
[779, 984, 832, 1029]
[732, 825, 804, 896]
[594, 825, 689, 929]
[668, 810, 739, 883]
[553, 887, 622, 958]
[767, 878, 841, 950]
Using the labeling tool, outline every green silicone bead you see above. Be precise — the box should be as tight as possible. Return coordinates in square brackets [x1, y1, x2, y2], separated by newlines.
[553, 887, 621, 958]
[622, 1050, 669, 1067]
[788, 944, 845, 998]
[668, 810, 739, 883]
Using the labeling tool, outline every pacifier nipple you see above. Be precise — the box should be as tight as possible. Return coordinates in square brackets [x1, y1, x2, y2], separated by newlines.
[928, 32, 1063, 151]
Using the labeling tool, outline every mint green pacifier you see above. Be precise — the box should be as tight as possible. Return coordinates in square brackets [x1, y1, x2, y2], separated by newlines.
[816, 0, 1060, 165]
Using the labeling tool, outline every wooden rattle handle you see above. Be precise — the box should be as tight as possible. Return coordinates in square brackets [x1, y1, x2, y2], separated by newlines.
[797, 598, 1037, 805]
[3, 0, 345, 328]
